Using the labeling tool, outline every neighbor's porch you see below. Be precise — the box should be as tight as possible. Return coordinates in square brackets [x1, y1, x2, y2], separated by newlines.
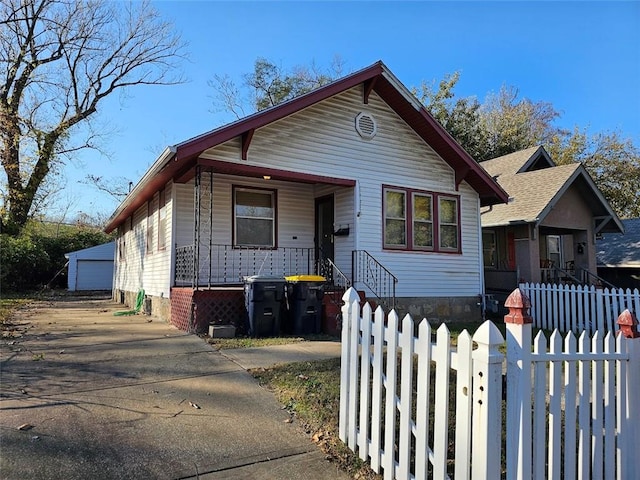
[484, 224, 614, 294]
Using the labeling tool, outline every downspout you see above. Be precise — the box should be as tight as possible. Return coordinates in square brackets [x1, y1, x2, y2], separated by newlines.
[477, 197, 486, 299]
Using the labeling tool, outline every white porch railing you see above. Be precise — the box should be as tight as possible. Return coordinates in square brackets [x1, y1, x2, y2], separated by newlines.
[339, 287, 640, 480]
[520, 282, 640, 334]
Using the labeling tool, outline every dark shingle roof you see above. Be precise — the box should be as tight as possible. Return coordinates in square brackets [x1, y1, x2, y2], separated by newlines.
[597, 218, 640, 267]
[481, 163, 581, 226]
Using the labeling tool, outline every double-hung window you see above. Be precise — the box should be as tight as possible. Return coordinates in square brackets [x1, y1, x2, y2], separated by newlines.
[383, 186, 460, 253]
[233, 187, 276, 248]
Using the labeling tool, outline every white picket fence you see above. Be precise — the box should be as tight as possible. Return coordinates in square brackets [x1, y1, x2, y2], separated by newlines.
[339, 287, 640, 480]
[519, 282, 640, 335]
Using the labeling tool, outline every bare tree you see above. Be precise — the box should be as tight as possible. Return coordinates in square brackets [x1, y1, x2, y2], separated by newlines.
[0, 0, 186, 234]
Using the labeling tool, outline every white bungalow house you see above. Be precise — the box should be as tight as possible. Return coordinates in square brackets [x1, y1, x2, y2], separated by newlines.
[105, 61, 508, 333]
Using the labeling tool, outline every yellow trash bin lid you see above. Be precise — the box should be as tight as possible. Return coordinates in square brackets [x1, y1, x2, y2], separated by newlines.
[285, 275, 326, 282]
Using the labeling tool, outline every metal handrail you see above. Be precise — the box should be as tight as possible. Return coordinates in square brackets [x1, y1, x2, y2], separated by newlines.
[174, 244, 314, 286]
[318, 256, 351, 291]
[581, 268, 617, 289]
[352, 250, 397, 310]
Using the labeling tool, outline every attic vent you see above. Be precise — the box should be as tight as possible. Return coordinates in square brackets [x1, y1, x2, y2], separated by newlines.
[355, 112, 377, 139]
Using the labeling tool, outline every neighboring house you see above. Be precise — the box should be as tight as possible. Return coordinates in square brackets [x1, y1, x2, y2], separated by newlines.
[597, 217, 640, 289]
[480, 146, 624, 294]
[65, 241, 115, 291]
[104, 61, 508, 332]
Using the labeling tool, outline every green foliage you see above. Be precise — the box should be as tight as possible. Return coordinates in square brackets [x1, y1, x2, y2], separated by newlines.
[0, 226, 112, 291]
[548, 129, 640, 219]
[416, 72, 639, 218]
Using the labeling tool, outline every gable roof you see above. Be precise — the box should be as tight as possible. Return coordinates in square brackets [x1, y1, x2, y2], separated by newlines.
[480, 146, 624, 234]
[479, 145, 554, 177]
[597, 218, 640, 267]
[105, 61, 508, 233]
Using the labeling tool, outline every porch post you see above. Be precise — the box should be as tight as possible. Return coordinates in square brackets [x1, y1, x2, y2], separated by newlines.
[193, 165, 201, 288]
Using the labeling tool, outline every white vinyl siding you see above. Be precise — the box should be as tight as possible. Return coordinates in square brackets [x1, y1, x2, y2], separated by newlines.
[114, 182, 173, 299]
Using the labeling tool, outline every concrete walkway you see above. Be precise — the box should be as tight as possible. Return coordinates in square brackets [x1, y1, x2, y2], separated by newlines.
[0, 295, 348, 480]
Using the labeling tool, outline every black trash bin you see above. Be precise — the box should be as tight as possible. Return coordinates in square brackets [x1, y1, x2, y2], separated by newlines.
[243, 275, 286, 337]
[285, 275, 325, 335]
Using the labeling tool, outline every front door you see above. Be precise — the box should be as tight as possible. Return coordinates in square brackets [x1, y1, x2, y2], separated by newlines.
[315, 195, 334, 281]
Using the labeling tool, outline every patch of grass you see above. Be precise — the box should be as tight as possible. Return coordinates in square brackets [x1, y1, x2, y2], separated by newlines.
[205, 333, 336, 350]
[251, 358, 380, 479]
[0, 296, 31, 326]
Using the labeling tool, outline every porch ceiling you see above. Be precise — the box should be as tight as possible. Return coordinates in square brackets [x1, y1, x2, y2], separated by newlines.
[174, 158, 356, 186]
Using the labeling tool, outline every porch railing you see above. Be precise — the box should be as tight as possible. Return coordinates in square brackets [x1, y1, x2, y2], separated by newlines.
[175, 244, 314, 286]
[352, 250, 397, 310]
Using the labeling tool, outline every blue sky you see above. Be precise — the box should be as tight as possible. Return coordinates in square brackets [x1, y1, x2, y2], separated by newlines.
[61, 1, 640, 220]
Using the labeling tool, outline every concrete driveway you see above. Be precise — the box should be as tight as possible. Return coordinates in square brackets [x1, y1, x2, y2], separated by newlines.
[0, 294, 348, 480]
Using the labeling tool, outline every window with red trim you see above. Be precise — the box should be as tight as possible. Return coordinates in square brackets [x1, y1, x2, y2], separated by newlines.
[233, 186, 276, 247]
[383, 186, 460, 253]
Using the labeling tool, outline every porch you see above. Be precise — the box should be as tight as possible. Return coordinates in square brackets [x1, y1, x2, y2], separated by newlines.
[170, 244, 397, 334]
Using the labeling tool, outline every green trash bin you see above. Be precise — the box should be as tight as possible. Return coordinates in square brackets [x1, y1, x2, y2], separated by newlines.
[285, 275, 325, 335]
[243, 275, 286, 337]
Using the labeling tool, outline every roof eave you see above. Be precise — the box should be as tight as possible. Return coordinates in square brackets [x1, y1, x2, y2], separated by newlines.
[104, 146, 177, 233]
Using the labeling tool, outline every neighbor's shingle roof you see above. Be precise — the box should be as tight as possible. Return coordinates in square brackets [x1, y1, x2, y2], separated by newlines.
[597, 218, 640, 267]
[480, 163, 582, 227]
[479, 145, 542, 177]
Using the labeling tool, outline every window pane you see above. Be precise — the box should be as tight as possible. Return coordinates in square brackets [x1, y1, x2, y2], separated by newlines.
[236, 191, 273, 219]
[439, 198, 457, 224]
[413, 194, 432, 221]
[414, 221, 433, 247]
[385, 190, 405, 219]
[236, 218, 273, 246]
[385, 219, 406, 246]
[440, 225, 458, 249]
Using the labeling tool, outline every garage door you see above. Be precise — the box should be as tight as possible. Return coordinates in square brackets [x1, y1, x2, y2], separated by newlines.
[76, 260, 114, 290]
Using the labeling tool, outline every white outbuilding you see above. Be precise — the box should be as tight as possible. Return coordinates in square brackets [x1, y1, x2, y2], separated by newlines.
[65, 241, 115, 291]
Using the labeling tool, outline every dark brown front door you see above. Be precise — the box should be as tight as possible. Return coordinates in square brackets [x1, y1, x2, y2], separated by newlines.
[315, 195, 334, 273]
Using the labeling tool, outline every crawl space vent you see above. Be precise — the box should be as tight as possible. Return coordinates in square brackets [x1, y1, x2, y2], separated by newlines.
[355, 112, 377, 139]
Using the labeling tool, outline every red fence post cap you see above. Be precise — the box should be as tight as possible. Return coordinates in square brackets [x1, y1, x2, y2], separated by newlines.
[617, 309, 640, 339]
[503, 288, 533, 325]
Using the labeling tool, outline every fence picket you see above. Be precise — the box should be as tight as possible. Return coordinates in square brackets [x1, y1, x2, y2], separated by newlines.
[432, 324, 451, 480]
[369, 305, 385, 472]
[563, 332, 578, 480]
[578, 331, 591, 479]
[358, 302, 373, 462]
[548, 331, 563, 479]
[591, 331, 604, 480]
[382, 311, 399, 480]
[454, 331, 473, 480]
[414, 320, 431, 480]
[603, 332, 616, 480]
[347, 298, 361, 451]
[397, 315, 414, 480]
[532, 332, 547, 479]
